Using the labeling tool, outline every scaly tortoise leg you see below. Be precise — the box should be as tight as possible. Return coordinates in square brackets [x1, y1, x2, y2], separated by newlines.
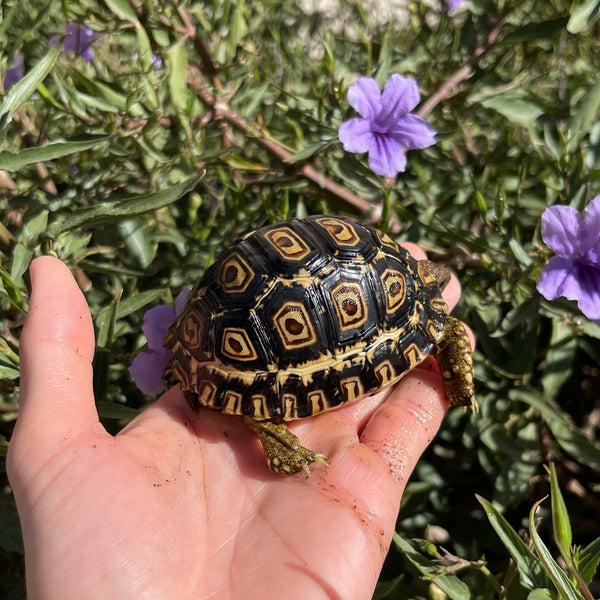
[244, 417, 329, 475]
[433, 315, 477, 410]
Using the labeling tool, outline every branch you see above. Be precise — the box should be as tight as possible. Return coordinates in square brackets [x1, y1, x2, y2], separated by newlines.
[187, 65, 372, 213]
[418, 21, 502, 118]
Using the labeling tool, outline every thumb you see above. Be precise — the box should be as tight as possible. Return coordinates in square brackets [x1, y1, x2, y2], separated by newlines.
[8, 256, 100, 475]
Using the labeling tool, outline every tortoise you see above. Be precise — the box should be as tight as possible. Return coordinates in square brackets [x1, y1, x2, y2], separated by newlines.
[164, 215, 475, 475]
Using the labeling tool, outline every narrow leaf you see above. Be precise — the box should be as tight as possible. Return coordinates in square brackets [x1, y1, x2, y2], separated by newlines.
[568, 81, 600, 146]
[579, 537, 600, 584]
[527, 590, 553, 600]
[477, 495, 548, 589]
[47, 175, 202, 237]
[10, 244, 33, 285]
[529, 499, 585, 599]
[227, 0, 248, 60]
[104, 0, 137, 22]
[167, 42, 189, 113]
[541, 320, 577, 398]
[503, 17, 569, 41]
[393, 534, 471, 600]
[0, 136, 108, 171]
[0, 44, 62, 135]
[567, 0, 600, 33]
[285, 139, 334, 162]
[548, 464, 573, 564]
[478, 95, 544, 129]
[511, 389, 600, 472]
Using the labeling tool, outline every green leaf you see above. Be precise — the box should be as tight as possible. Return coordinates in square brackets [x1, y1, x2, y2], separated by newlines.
[579, 537, 600, 584]
[512, 389, 600, 472]
[503, 17, 569, 41]
[134, 20, 155, 71]
[541, 320, 577, 398]
[372, 574, 405, 600]
[104, 0, 137, 22]
[527, 589, 553, 600]
[0, 263, 27, 312]
[508, 238, 533, 267]
[529, 499, 585, 599]
[0, 3, 19, 38]
[70, 69, 129, 112]
[286, 139, 335, 162]
[95, 293, 121, 350]
[548, 464, 573, 564]
[567, 0, 600, 33]
[476, 495, 548, 589]
[0, 43, 62, 140]
[167, 42, 190, 113]
[117, 288, 167, 320]
[227, 0, 248, 61]
[567, 81, 600, 147]
[0, 136, 109, 171]
[392, 533, 471, 600]
[118, 218, 155, 269]
[477, 95, 544, 129]
[10, 244, 33, 284]
[47, 175, 202, 237]
[22, 210, 49, 245]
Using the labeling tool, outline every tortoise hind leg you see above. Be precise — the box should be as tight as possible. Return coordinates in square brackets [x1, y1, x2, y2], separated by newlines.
[243, 417, 328, 475]
[433, 315, 476, 410]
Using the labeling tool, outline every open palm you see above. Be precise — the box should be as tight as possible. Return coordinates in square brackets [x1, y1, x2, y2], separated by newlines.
[8, 253, 467, 600]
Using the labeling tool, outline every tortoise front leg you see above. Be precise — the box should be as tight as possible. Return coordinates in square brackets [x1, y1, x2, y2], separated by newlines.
[244, 417, 328, 476]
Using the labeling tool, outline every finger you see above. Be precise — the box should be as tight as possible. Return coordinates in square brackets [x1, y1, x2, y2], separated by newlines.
[358, 363, 447, 495]
[11, 256, 99, 452]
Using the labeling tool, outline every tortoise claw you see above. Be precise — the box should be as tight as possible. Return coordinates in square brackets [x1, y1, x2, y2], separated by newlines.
[244, 417, 328, 476]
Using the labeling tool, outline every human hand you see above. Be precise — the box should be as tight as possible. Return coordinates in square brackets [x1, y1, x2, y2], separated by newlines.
[8, 250, 472, 600]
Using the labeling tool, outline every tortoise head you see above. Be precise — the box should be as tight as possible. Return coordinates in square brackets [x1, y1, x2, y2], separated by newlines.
[417, 259, 451, 293]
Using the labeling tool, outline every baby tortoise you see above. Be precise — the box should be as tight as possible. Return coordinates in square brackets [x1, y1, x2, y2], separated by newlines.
[164, 215, 475, 475]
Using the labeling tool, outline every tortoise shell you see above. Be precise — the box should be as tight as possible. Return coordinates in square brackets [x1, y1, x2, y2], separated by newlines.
[164, 215, 461, 421]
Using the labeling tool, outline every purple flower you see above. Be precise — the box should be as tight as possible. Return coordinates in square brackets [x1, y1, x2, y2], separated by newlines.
[129, 288, 190, 394]
[338, 74, 436, 177]
[50, 24, 97, 63]
[448, 0, 466, 12]
[3, 52, 24, 90]
[151, 53, 163, 69]
[536, 196, 600, 323]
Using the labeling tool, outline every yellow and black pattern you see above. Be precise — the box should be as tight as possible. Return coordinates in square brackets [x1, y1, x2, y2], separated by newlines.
[164, 215, 474, 421]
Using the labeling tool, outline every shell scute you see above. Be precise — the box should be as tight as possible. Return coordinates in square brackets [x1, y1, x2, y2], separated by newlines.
[165, 215, 451, 421]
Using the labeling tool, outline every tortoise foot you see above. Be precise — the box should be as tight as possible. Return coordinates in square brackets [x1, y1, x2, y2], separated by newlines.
[244, 417, 328, 475]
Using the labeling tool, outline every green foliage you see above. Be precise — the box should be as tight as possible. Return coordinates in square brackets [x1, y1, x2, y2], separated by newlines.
[1, 0, 599, 597]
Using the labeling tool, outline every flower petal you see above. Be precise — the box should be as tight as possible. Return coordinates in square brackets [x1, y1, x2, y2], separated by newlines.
[540, 204, 585, 257]
[347, 77, 382, 120]
[142, 304, 176, 348]
[448, 0, 465, 12]
[175, 287, 191, 316]
[3, 53, 24, 90]
[63, 24, 96, 63]
[583, 195, 600, 263]
[129, 349, 170, 394]
[536, 256, 578, 301]
[339, 118, 375, 153]
[537, 256, 600, 319]
[573, 263, 600, 319]
[367, 134, 407, 176]
[378, 74, 420, 122]
[388, 113, 436, 149]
